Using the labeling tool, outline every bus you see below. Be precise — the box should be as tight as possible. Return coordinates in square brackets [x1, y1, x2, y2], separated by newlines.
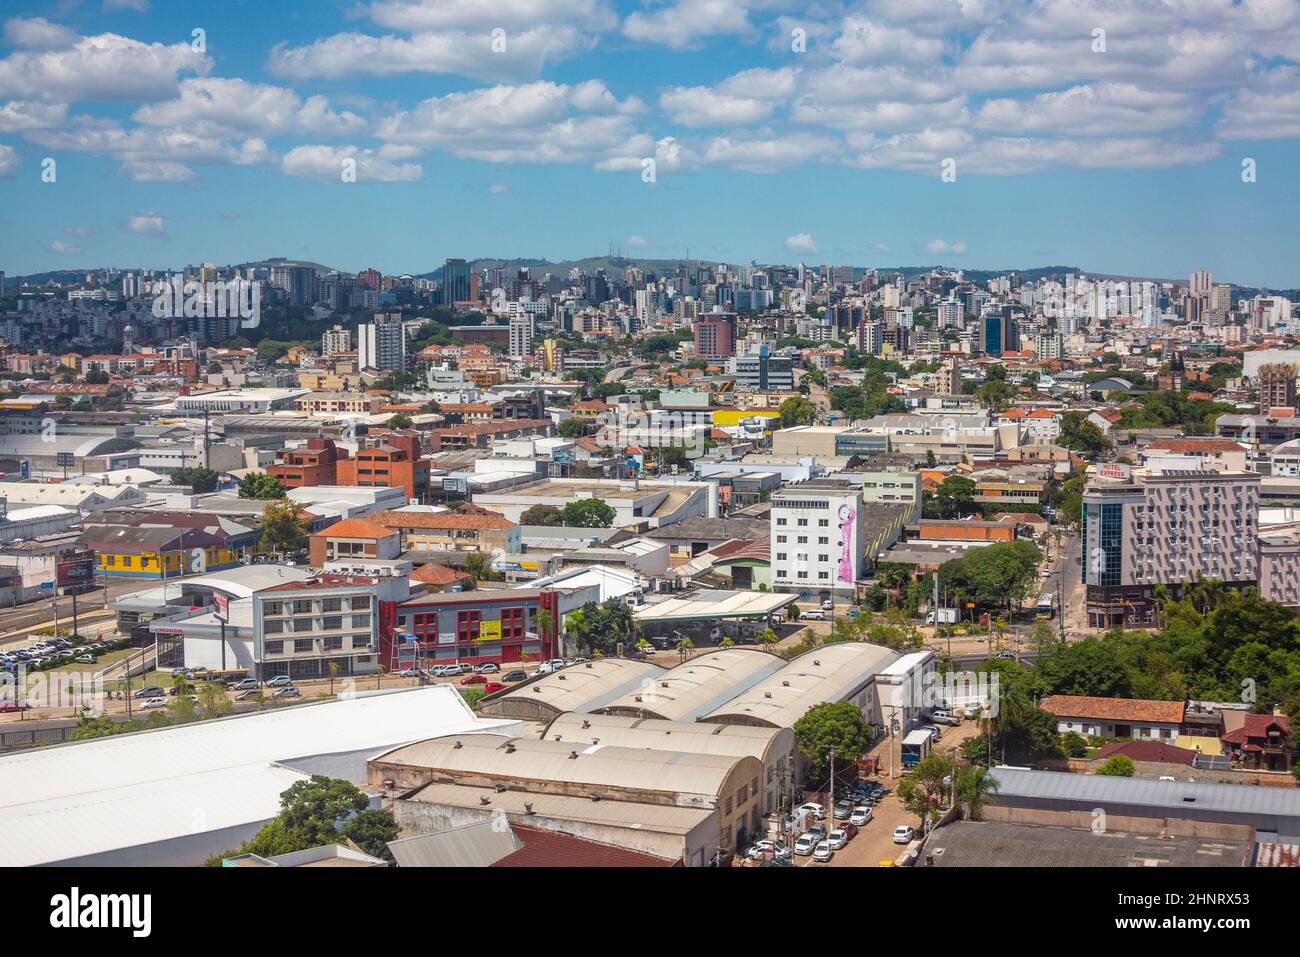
[1035, 594, 1056, 620]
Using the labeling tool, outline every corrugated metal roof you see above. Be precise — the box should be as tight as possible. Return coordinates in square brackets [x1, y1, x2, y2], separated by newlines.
[702, 642, 900, 728]
[480, 658, 665, 718]
[595, 649, 785, 722]
[377, 733, 754, 799]
[0, 686, 517, 867]
[387, 820, 522, 868]
[543, 712, 791, 763]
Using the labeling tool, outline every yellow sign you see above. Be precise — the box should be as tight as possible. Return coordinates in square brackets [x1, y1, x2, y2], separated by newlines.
[478, 620, 501, 641]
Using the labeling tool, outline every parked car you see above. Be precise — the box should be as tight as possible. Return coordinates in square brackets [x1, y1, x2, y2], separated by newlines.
[231, 678, 259, 691]
[483, 682, 506, 694]
[892, 825, 916, 844]
[133, 686, 166, 699]
[801, 608, 826, 621]
[813, 841, 834, 863]
[827, 827, 855, 849]
[139, 697, 167, 709]
[501, 670, 528, 682]
[808, 823, 828, 842]
[795, 802, 825, 820]
[746, 840, 791, 862]
[929, 709, 962, 727]
[919, 725, 942, 742]
[821, 598, 835, 611]
[460, 674, 487, 685]
[272, 686, 301, 698]
[833, 799, 854, 819]
[547, 658, 566, 670]
[265, 675, 293, 688]
[849, 806, 873, 826]
[234, 689, 260, 701]
[441, 664, 470, 677]
[73, 654, 96, 664]
[535, 662, 556, 675]
[991, 651, 1017, 661]
[793, 833, 818, 856]
[473, 662, 500, 674]
[963, 705, 983, 719]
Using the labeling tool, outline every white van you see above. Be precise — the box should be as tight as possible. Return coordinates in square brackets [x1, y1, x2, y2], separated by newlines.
[802, 608, 826, 621]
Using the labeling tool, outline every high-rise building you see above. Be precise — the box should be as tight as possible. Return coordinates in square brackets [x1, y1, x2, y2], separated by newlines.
[357, 313, 406, 372]
[321, 324, 351, 358]
[1210, 284, 1232, 322]
[1035, 332, 1064, 360]
[732, 346, 793, 391]
[857, 319, 882, 355]
[981, 311, 1018, 356]
[1259, 362, 1298, 413]
[695, 311, 736, 359]
[1081, 465, 1259, 628]
[440, 259, 472, 305]
[508, 314, 534, 359]
[269, 264, 314, 307]
[770, 480, 867, 596]
[1190, 270, 1212, 297]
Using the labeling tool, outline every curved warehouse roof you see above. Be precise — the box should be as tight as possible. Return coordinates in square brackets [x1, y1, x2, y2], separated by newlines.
[701, 642, 900, 729]
[542, 712, 792, 765]
[477, 658, 665, 722]
[595, 648, 784, 722]
[374, 733, 757, 801]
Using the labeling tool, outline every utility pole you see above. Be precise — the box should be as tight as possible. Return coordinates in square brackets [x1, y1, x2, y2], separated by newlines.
[827, 749, 834, 848]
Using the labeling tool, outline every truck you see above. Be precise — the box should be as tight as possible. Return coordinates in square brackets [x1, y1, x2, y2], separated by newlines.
[925, 607, 959, 625]
[900, 729, 933, 769]
[1035, 593, 1056, 620]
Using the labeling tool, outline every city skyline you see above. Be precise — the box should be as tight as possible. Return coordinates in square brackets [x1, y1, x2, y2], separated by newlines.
[0, 1, 1299, 284]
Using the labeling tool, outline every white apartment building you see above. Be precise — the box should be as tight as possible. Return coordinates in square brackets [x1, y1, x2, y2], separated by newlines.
[509, 314, 534, 359]
[321, 324, 351, 357]
[770, 481, 866, 597]
[358, 314, 406, 372]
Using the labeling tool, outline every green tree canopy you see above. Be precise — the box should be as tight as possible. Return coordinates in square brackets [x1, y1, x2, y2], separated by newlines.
[793, 701, 872, 784]
[238, 471, 287, 500]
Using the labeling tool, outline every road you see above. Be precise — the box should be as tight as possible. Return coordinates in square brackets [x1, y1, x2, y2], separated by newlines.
[797, 717, 985, 868]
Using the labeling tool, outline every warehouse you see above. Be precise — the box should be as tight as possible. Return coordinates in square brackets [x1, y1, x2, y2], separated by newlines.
[477, 657, 666, 723]
[371, 733, 765, 860]
[594, 648, 784, 722]
[542, 712, 795, 815]
[701, 642, 901, 729]
[0, 686, 517, 867]
[986, 767, 1300, 841]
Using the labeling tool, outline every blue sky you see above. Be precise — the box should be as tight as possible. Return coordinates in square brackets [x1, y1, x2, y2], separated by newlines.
[0, 0, 1298, 286]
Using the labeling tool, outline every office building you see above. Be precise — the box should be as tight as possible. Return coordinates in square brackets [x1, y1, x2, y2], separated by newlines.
[770, 480, 867, 596]
[357, 313, 406, 372]
[695, 311, 736, 360]
[732, 346, 793, 391]
[1258, 362, 1297, 413]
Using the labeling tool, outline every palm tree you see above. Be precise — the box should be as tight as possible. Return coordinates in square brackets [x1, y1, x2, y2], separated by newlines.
[955, 766, 1000, 820]
[756, 627, 778, 651]
[676, 637, 694, 661]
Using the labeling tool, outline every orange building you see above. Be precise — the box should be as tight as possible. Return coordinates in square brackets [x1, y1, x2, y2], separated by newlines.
[268, 439, 349, 488]
[335, 431, 430, 501]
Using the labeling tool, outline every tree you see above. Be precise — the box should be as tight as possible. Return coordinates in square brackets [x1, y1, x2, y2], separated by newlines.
[572, 599, 633, 656]
[170, 466, 219, 494]
[928, 475, 977, 519]
[1059, 411, 1112, 458]
[340, 809, 400, 857]
[955, 765, 999, 820]
[1097, 754, 1136, 776]
[520, 504, 564, 527]
[558, 418, 587, 438]
[778, 395, 817, 428]
[793, 701, 871, 784]
[938, 539, 1041, 617]
[1061, 731, 1088, 757]
[238, 471, 287, 500]
[462, 551, 504, 586]
[262, 499, 308, 554]
[207, 776, 398, 863]
[85, 368, 110, 384]
[561, 498, 615, 528]
[388, 413, 413, 429]
[896, 753, 953, 832]
[756, 627, 779, 651]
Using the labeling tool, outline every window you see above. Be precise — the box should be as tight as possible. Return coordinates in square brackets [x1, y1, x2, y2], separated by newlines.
[352, 614, 371, 629]
[457, 609, 481, 644]
[321, 598, 342, 612]
[293, 639, 313, 653]
[264, 619, 284, 634]
[323, 636, 343, 651]
[292, 618, 313, 633]
[501, 607, 525, 640]
[264, 640, 283, 655]
[322, 616, 342, 631]
[293, 600, 312, 614]
[350, 597, 369, 610]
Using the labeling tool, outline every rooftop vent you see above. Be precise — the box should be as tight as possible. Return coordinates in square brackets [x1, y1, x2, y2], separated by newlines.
[589, 793, 601, 801]
[581, 719, 590, 729]
[533, 686, 542, 692]
[523, 802, 534, 815]
[453, 740, 463, 749]
[585, 662, 593, 668]
[494, 783, 507, 792]
[782, 680, 790, 687]
[764, 691, 772, 698]
[813, 659, 821, 666]
[505, 744, 516, 754]
[569, 751, 579, 760]
[382, 779, 395, 790]
[479, 796, 491, 805]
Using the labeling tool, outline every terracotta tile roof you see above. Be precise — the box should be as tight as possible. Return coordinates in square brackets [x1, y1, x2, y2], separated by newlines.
[1221, 714, 1290, 745]
[313, 518, 395, 540]
[1096, 740, 1197, 766]
[1040, 695, 1184, 725]
[710, 537, 771, 563]
[373, 510, 516, 531]
[492, 826, 676, 868]
[411, 563, 470, 586]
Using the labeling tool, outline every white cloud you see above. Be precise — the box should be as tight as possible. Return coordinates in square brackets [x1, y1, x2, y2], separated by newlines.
[0, 100, 67, 132]
[128, 212, 165, 235]
[104, 0, 151, 10]
[281, 144, 423, 183]
[660, 87, 776, 128]
[785, 232, 817, 253]
[0, 144, 16, 177]
[133, 78, 365, 138]
[975, 84, 1196, 135]
[623, 0, 757, 50]
[628, 234, 648, 246]
[50, 239, 81, 255]
[0, 32, 208, 103]
[4, 17, 78, 50]
[924, 239, 967, 255]
[364, 0, 617, 32]
[489, 183, 509, 193]
[1216, 66, 1300, 139]
[867, 241, 890, 253]
[705, 132, 838, 173]
[268, 26, 591, 83]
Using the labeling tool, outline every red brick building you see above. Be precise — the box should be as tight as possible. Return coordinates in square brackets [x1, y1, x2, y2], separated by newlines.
[268, 438, 350, 488]
[335, 431, 431, 501]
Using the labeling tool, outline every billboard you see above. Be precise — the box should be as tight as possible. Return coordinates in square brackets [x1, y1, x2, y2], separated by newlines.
[56, 554, 95, 587]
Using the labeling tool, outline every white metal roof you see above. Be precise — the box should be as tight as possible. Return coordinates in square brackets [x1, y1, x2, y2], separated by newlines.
[633, 589, 798, 623]
[0, 686, 517, 866]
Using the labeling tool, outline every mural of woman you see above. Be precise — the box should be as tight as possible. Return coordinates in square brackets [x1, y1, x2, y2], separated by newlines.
[837, 503, 856, 583]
